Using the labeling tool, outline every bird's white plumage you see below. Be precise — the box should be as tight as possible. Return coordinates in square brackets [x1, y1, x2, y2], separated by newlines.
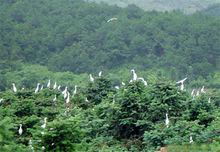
[131, 69, 137, 81]
[107, 17, 118, 22]
[89, 74, 94, 82]
[35, 83, 40, 94]
[12, 83, 17, 92]
[98, 71, 102, 77]
[176, 77, 187, 91]
[73, 85, 77, 95]
[47, 79, 51, 88]
[165, 113, 169, 127]
[18, 124, 23, 135]
[138, 77, 148, 86]
[53, 82, 57, 90]
[41, 117, 47, 129]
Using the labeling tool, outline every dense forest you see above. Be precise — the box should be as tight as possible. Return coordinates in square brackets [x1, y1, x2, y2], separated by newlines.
[0, 0, 220, 151]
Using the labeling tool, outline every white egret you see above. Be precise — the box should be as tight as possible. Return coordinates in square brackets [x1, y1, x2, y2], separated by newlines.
[107, 17, 118, 22]
[12, 83, 17, 92]
[196, 90, 200, 96]
[176, 77, 187, 91]
[40, 85, 44, 90]
[85, 97, 89, 102]
[65, 92, 70, 104]
[47, 79, 51, 88]
[189, 135, 193, 143]
[191, 89, 195, 96]
[131, 69, 137, 81]
[57, 85, 61, 91]
[73, 85, 77, 95]
[0, 98, 3, 103]
[165, 113, 169, 128]
[42, 146, 45, 150]
[89, 74, 94, 82]
[208, 97, 211, 103]
[121, 82, 125, 86]
[62, 87, 68, 99]
[98, 71, 102, 77]
[138, 77, 148, 86]
[53, 95, 57, 102]
[201, 86, 205, 93]
[35, 83, 40, 94]
[115, 86, 119, 90]
[53, 82, 57, 90]
[41, 117, 47, 129]
[18, 124, 23, 135]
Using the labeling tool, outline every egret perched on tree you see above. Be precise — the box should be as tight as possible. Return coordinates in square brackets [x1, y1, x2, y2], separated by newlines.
[53, 82, 57, 90]
[196, 90, 200, 96]
[47, 79, 51, 88]
[12, 83, 17, 92]
[0, 98, 3, 103]
[176, 77, 187, 91]
[191, 89, 195, 96]
[201, 86, 205, 93]
[57, 85, 61, 91]
[165, 113, 169, 127]
[85, 97, 89, 102]
[98, 71, 102, 77]
[66, 92, 70, 104]
[189, 135, 193, 143]
[137, 77, 148, 86]
[208, 97, 211, 103]
[89, 74, 94, 82]
[107, 17, 118, 22]
[62, 87, 68, 99]
[41, 117, 47, 129]
[53, 95, 57, 102]
[73, 85, 77, 95]
[18, 124, 23, 135]
[35, 83, 40, 94]
[131, 69, 137, 82]
[40, 85, 44, 90]
[121, 82, 125, 86]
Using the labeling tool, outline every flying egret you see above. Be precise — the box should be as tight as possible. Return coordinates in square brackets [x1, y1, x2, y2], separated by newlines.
[35, 83, 40, 94]
[176, 77, 187, 91]
[41, 117, 47, 129]
[89, 74, 94, 82]
[131, 69, 137, 81]
[12, 83, 17, 92]
[107, 17, 118, 22]
[189, 135, 193, 143]
[18, 124, 23, 135]
[98, 71, 102, 77]
[73, 85, 77, 95]
[137, 77, 148, 86]
[53, 82, 57, 90]
[47, 79, 51, 88]
[165, 113, 169, 128]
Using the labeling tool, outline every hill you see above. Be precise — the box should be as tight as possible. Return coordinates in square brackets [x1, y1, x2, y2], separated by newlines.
[87, 0, 220, 14]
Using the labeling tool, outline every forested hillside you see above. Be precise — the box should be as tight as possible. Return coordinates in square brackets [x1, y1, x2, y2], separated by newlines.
[88, 0, 220, 14]
[0, 0, 220, 151]
[0, 0, 220, 91]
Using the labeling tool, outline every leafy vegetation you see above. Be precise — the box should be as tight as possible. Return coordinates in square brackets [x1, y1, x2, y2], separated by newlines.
[0, 0, 220, 151]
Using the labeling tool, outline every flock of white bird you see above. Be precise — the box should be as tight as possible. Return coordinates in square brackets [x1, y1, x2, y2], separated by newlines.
[0, 69, 214, 148]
